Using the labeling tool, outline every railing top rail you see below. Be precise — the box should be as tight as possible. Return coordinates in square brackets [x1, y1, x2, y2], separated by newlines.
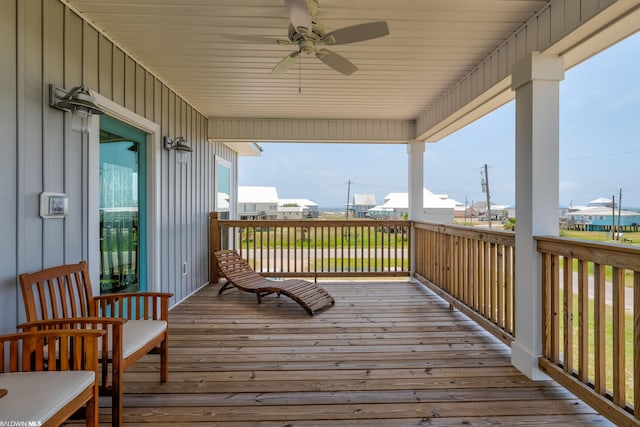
[536, 235, 640, 271]
[414, 221, 515, 246]
[216, 219, 411, 227]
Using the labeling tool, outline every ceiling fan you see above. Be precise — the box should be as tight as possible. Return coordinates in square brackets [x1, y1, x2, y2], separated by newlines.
[224, 0, 390, 76]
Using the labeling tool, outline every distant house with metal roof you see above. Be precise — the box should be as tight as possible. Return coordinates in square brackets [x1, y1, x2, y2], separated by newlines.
[352, 194, 377, 218]
[587, 197, 615, 208]
[564, 207, 640, 232]
[368, 188, 456, 223]
[471, 201, 510, 221]
[279, 198, 320, 218]
[238, 186, 279, 220]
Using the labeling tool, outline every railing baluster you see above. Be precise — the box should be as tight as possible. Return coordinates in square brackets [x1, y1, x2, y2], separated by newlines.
[542, 252, 551, 358]
[562, 255, 574, 373]
[266, 225, 271, 273]
[612, 266, 625, 406]
[483, 240, 490, 318]
[551, 254, 560, 364]
[497, 243, 504, 329]
[505, 244, 513, 334]
[578, 259, 589, 383]
[635, 271, 640, 419]
[594, 263, 606, 395]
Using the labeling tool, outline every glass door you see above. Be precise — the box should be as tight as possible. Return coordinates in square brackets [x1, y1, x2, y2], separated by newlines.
[99, 116, 147, 294]
[216, 157, 232, 249]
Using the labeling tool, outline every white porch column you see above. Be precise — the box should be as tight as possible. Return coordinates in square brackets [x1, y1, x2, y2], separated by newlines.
[408, 141, 425, 220]
[408, 141, 424, 277]
[511, 52, 564, 380]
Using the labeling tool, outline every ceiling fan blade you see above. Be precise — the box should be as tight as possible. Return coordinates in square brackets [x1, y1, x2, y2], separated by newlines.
[322, 21, 390, 45]
[316, 49, 357, 75]
[222, 34, 285, 45]
[270, 51, 300, 75]
[284, 0, 312, 35]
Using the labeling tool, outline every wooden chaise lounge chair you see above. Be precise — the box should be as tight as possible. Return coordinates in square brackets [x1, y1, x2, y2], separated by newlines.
[214, 249, 335, 316]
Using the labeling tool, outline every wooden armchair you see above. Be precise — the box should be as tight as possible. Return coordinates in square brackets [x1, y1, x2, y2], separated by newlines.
[0, 328, 105, 426]
[19, 261, 173, 427]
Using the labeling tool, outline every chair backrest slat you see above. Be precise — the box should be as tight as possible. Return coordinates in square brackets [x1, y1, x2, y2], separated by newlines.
[19, 261, 95, 322]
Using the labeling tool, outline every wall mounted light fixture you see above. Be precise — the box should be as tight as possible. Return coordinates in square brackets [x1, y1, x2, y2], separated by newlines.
[164, 136, 193, 163]
[49, 85, 103, 134]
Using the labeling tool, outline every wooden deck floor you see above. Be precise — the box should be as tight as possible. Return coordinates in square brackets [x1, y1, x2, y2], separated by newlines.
[90, 280, 613, 426]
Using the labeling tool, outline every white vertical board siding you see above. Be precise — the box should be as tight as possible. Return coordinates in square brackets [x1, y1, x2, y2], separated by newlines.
[0, 0, 18, 333]
[63, 8, 85, 265]
[42, 0, 64, 270]
[0, 0, 236, 333]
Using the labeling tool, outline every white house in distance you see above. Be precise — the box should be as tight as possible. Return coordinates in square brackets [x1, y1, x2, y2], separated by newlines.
[563, 197, 640, 232]
[352, 194, 377, 218]
[238, 186, 279, 220]
[279, 199, 320, 219]
[368, 189, 456, 223]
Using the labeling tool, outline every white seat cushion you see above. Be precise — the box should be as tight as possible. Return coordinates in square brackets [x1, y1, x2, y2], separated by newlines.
[0, 371, 94, 423]
[40, 319, 167, 361]
[120, 319, 167, 358]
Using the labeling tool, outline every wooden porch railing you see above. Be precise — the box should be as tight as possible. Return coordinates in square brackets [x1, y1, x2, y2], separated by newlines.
[412, 222, 515, 345]
[537, 236, 640, 426]
[209, 212, 411, 280]
[209, 212, 640, 425]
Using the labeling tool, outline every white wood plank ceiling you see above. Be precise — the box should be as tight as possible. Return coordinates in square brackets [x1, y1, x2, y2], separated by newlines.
[65, 0, 551, 122]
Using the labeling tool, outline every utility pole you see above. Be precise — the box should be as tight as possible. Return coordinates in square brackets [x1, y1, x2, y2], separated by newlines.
[611, 194, 616, 239]
[481, 164, 492, 229]
[345, 179, 352, 219]
[617, 188, 622, 240]
[464, 196, 468, 225]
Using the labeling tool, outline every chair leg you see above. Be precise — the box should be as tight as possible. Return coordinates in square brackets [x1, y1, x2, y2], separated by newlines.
[218, 281, 232, 295]
[86, 391, 99, 427]
[160, 334, 168, 383]
[112, 364, 123, 427]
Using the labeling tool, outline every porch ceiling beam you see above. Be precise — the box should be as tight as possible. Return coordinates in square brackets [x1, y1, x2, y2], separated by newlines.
[415, 0, 640, 143]
[208, 118, 415, 144]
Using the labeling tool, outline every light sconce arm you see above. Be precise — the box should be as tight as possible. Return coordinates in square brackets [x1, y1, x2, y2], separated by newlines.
[164, 136, 193, 164]
[49, 84, 103, 134]
[163, 136, 193, 152]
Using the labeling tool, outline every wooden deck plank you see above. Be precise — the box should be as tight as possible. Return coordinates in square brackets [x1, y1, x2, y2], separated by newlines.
[114, 415, 615, 427]
[82, 281, 613, 425]
[113, 400, 600, 422]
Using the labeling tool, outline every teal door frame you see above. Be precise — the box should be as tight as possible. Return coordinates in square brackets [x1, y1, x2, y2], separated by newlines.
[99, 116, 148, 293]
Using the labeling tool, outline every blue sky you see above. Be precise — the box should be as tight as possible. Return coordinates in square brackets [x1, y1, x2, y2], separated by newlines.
[239, 32, 639, 209]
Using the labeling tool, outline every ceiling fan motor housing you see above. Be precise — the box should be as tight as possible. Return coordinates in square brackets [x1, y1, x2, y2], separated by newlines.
[288, 20, 326, 43]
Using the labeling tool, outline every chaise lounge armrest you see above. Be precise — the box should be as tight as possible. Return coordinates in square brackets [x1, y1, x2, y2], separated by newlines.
[93, 292, 173, 321]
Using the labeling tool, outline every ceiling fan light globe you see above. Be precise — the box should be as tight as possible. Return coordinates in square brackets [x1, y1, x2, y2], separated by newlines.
[300, 40, 315, 54]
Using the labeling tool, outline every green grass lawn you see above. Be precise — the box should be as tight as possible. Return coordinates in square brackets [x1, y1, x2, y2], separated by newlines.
[240, 227, 409, 249]
[311, 257, 409, 272]
[560, 229, 640, 246]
